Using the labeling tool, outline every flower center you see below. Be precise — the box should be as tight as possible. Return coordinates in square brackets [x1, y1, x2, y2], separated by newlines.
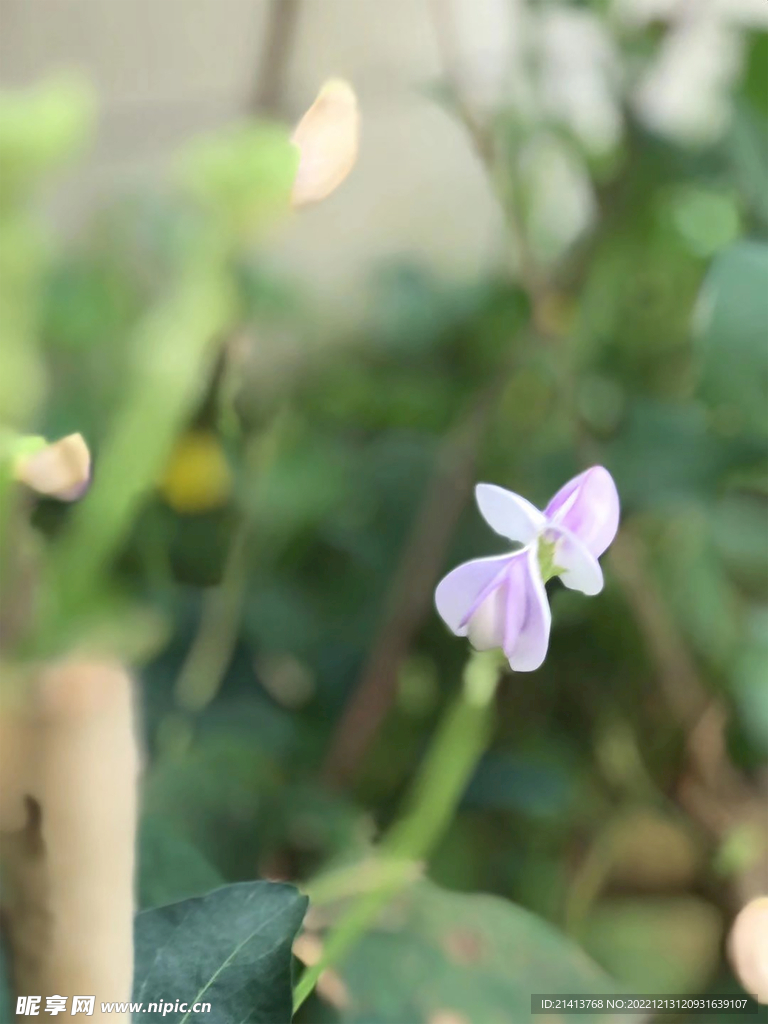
[536, 535, 564, 583]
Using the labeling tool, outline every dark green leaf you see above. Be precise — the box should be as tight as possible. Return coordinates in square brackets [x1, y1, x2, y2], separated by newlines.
[133, 881, 308, 1024]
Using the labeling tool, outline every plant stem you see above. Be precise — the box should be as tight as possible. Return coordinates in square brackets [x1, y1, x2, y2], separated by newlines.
[385, 649, 501, 857]
[174, 518, 251, 713]
[173, 425, 285, 715]
[293, 649, 503, 1012]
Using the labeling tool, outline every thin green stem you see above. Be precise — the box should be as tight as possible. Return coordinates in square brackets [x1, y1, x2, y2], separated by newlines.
[293, 649, 503, 1012]
[303, 856, 423, 909]
[173, 426, 285, 715]
[174, 518, 251, 713]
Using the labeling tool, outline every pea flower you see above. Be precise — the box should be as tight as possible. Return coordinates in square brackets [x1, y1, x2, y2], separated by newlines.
[435, 466, 619, 671]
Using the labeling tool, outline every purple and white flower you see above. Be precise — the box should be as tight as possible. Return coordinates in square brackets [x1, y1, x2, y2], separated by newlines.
[435, 466, 619, 672]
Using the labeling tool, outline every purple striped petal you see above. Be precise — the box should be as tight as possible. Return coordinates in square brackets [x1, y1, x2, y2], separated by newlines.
[506, 547, 552, 672]
[466, 550, 528, 654]
[475, 483, 546, 545]
[435, 554, 514, 638]
[549, 525, 604, 596]
[502, 553, 528, 659]
[543, 466, 619, 559]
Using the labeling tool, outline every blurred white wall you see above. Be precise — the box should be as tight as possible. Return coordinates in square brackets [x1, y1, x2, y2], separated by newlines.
[0, 0, 507, 319]
[0, 0, 765, 320]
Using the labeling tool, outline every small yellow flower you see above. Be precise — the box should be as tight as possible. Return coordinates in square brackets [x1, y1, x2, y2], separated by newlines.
[159, 431, 233, 514]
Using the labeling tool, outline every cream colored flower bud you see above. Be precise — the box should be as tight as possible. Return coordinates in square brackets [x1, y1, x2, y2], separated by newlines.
[14, 432, 91, 501]
[728, 897, 768, 1004]
[291, 79, 359, 207]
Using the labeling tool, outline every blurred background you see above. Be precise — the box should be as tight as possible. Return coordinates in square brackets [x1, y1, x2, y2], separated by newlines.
[1, 0, 767, 1020]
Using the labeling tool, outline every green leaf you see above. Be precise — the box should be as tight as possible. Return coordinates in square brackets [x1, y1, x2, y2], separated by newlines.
[334, 881, 623, 1024]
[694, 242, 768, 437]
[133, 881, 308, 1024]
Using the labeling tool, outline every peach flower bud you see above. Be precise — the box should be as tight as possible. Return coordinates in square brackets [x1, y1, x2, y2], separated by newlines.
[291, 79, 359, 207]
[14, 432, 91, 501]
[728, 897, 768, 1004]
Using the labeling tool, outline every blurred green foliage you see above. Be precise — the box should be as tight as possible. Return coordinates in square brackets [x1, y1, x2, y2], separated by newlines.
[1, 8, 767, 1024]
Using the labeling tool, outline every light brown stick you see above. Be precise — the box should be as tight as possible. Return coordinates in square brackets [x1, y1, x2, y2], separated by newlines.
[1, 660, 139, 1023]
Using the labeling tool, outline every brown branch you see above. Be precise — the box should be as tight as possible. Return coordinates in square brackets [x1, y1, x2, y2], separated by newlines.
[321, 389, 500, 788]
[251, 0, 302, 117]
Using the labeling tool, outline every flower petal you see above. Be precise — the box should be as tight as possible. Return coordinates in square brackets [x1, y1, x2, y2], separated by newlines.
[549, 525, 604, 596]
[503, 553, 529, 659]
[467, 583, 507, 651]
[434, 554, 513, 638]
[475, 483, 546, 545]
[506, 548, 552, 672]
[291, 79, 359, 207]
[543, 466, 619, 558]
[469, 550, 530, 652]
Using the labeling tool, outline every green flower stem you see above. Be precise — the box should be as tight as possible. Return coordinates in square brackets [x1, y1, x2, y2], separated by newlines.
[385, 649, 502, 858]
[293, 649, 503, 1012]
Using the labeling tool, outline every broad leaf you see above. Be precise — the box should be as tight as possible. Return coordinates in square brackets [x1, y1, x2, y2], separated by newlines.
[134, 881, 308, 1024]
[330, 881, 627, 1024]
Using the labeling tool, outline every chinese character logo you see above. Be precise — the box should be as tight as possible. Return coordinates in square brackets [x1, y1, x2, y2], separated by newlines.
[71, 997, 94, 1016]
[16, 996, 41, 1016]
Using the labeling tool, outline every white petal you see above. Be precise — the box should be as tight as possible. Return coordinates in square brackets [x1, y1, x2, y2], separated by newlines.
[550, 525, 604, 596]
[507, 549, 552, 672]
[475, 483, 546, 545]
